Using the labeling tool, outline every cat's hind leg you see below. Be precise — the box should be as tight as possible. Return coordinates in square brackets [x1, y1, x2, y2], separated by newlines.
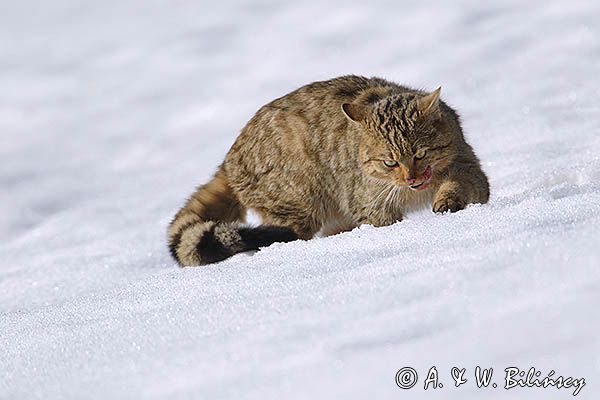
[254, 207, 319, 241]
[167, 168, 297, 266]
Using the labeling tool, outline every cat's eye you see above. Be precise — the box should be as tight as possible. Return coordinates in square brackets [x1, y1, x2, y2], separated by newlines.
[383, 160, 399, 168]
[414, 149, 426, 160]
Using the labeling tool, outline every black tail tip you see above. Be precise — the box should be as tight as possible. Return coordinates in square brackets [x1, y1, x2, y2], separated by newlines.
[238, 225, 298, 250]
[195, 224, 298, 265]
[196, 223, 236, 264]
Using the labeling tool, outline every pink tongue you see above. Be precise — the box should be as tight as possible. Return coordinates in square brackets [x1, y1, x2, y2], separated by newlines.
[423, 165, 432, 180]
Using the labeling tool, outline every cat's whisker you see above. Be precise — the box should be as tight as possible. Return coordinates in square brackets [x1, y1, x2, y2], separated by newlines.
[372, 186, 390, 209]
[369, 184, 394, 216]
[389, 186, 402, 212]
[382, 185, 398, 212]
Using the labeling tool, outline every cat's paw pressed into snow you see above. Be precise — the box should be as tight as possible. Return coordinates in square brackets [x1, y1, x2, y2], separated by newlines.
[433, 195, 466, 214]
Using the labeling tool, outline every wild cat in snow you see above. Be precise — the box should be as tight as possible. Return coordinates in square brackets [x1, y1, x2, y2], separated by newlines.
[168, 75, 490, 266]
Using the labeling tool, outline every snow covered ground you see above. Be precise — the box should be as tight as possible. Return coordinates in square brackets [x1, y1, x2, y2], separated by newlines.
[1, 0, 599, 398]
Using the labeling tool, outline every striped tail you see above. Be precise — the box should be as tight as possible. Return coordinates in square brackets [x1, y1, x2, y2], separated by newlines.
[167, 168, 297, 266]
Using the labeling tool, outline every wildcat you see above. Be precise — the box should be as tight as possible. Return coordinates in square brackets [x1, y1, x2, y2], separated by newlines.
[168, 75, 489, 266]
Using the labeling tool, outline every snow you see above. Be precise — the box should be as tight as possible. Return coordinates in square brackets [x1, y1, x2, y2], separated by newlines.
[1, 0, 599, 398]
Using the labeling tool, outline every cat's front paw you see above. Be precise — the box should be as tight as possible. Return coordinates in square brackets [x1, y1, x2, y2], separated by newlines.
[433, 194, 466, 214]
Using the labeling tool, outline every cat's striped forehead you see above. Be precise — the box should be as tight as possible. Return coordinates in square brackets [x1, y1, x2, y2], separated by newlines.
[367, 94, 420, 152]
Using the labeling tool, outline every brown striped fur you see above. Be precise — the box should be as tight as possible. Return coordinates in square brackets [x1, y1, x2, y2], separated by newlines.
[168, 76, 489, 266]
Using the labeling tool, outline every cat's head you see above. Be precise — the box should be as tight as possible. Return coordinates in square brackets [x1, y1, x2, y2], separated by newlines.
[342, 88, 456, 191]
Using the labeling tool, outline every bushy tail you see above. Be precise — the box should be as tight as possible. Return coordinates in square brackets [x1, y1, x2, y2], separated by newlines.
[168, 168, 297, 266]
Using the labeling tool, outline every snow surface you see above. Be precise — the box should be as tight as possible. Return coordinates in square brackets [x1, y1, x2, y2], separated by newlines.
[1, 0, 599, 399]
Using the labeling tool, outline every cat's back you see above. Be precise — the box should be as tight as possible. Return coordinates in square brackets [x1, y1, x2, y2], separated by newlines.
[268, 75, 409, 110]
[227, 76, 397, 156]
[225, 76, 412, 181]
[235, 76, 410, 142]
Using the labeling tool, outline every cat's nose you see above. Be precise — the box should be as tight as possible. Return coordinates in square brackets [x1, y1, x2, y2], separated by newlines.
[405, 178, 416, 184]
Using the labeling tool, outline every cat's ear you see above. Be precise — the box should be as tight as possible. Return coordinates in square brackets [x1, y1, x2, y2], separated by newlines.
[341, 103, 371, 122]
[417, 87, 442, 115]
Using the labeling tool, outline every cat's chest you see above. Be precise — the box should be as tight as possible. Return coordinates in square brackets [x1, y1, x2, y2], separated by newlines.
[367, 184, 434, 213]
[397, 187, 435, 213]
